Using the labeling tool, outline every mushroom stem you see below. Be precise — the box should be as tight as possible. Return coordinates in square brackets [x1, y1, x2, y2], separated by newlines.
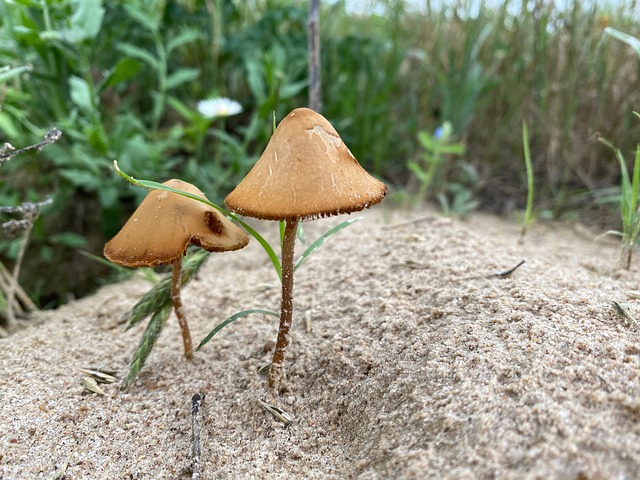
[269, 218, 298, 388]
[172, 260, 194, 360]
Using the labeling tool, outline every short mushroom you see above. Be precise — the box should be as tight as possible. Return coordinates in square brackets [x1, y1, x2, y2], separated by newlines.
[104, 179, 249, 360]
[225, 107, 387, 388]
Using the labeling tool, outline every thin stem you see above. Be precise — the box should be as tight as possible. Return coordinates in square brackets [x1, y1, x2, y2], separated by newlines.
[172, 260, 193, 360]
[308, 0, 321, 112]
[0, 260, 36, 312]
[269, 218, 298, 389]
[0, 128, 61, 163]
[5, 221, 33, 329]
[620, 241, 633, 270]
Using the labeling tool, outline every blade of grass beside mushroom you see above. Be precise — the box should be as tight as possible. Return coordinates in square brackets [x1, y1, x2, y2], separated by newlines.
[103, 179, 249, 378]
[224, 107, 388, 390]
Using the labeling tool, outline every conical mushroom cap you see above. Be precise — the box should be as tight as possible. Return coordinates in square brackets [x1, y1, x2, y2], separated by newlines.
[225, 107, 387, 221]
[104, 179, 249, 268]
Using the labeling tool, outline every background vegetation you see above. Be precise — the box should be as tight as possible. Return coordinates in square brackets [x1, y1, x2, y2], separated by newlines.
[0, 0, 639, 308]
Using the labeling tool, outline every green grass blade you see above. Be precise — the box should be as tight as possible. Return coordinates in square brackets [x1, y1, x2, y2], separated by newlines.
[113, 161, 282, 279]
[124, 249, 209, 329]
[630, 144, 640, 216]
[79, 249, 134, 273]
[182, 249, 210, 277]
[125, 275, 172, 329]
[238, 221, 282, 281]
[631, 145, 640, 245]
[604, 27, 640, 57]
[196, 309, 279, 351]
[296, 222, 307, 246]
[279, 220, 285, 249]
[521, 122, 535, 235]
[616, 148, 632, 229]
[0, 64, 33, 84]
[294, 217, 361, 271]
[123, 302, 171, 389]
[599, 137, 633, 230]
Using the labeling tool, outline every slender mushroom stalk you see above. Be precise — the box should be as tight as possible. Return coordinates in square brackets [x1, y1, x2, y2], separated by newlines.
[269, 218, 298, 387]
[171, 260, 193, 360]
[104, 179, 249, 360]
[225, 108, 387, 390]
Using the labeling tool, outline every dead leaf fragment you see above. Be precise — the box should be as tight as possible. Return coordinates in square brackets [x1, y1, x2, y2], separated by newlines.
[80, 376, 106, 395]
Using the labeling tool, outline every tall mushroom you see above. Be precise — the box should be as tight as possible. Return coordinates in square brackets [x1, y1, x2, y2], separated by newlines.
[104, 179, 249, 360]
[225, 107, 387, 388]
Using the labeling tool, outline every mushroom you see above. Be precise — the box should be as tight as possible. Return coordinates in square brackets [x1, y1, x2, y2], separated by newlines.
[104, 179, 249, 360]
[225, 107, 387, 388]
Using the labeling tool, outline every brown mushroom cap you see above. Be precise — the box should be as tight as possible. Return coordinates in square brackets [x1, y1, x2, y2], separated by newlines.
[224, 107, 387, 221]
[104, 179, 249, 268]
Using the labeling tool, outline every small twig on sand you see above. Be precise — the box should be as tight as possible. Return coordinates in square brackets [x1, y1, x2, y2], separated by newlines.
[191, 393, 204, 480]
[486, 260, 526, 279]
[382, 215, 439, 230]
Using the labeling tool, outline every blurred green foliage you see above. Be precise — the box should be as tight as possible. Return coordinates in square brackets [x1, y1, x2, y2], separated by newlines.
[0, 0, 639, 304]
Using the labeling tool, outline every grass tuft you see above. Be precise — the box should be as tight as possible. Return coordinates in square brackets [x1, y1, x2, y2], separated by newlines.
[123, 303, 171, 390]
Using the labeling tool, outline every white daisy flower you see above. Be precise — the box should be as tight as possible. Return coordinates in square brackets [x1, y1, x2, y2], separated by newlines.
[197, 97, 243, 119]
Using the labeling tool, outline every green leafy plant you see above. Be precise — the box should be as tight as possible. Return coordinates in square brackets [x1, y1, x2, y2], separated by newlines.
[599, 130, 640, 270]
[409, 121, 465, 205]
[604, 27, 640, 56]
[436, 161, 479, 219]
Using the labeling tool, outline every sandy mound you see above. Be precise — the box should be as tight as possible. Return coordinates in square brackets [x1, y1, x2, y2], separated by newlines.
[1, 208, 640, 479]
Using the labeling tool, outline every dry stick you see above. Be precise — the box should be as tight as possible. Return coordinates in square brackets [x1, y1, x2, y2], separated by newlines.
[308, 0, 321, 112]
[3, 200, 51, 325]
[0, 258, 37, 312]
[5, 220, 34, 328]
[191, 393, 204, 480]
[0, 128, 61, 163]
[486, 260, 526, 279]
[269, 218, 298, 389]
[172, 260, 194, 360]
[0, 265, 25, 316]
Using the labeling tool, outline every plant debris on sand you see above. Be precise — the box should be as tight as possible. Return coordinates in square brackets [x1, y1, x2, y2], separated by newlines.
[1, 209, 639, 479]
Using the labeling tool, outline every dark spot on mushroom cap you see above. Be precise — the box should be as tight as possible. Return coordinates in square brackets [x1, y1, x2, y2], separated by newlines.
[104, 179, 249, 268]
[205, 210, 224, 236]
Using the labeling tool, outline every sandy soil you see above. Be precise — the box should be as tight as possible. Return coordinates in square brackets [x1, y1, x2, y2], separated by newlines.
[2, 207, 640, 479]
